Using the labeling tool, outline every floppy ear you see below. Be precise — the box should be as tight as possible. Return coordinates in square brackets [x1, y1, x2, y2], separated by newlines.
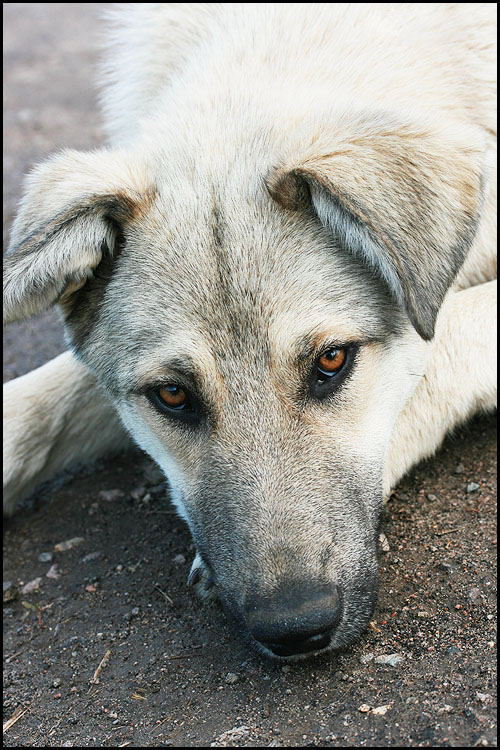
[3, 148, 152, 324]
[266, 113, 486, 339]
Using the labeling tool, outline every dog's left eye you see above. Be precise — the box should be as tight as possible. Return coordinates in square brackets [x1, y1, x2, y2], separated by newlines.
[311, 345, 356, 399]
[316, 347, 346, 380]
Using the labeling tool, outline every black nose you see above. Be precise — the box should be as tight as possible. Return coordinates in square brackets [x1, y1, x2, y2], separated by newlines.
[245, 583, 342, 657]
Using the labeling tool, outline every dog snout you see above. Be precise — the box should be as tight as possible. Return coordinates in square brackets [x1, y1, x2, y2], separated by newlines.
[245, 582, 342, 658]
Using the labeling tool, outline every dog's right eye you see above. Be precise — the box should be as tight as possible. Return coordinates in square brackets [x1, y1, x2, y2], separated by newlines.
[157, 385, 187, 409]
[147, 384, 199, 423]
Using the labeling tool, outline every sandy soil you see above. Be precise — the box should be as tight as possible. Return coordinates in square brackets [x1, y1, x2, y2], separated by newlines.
[3, 4, 497, 746]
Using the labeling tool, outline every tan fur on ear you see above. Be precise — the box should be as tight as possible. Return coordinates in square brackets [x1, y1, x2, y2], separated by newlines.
[266, 169, 311, 212]
[266, 111, 487, 339]
[3, 148, 153, 324]
[58, 276, 91, 304]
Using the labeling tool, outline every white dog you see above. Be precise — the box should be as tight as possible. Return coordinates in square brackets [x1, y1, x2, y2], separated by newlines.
[4, 4, 496, 659]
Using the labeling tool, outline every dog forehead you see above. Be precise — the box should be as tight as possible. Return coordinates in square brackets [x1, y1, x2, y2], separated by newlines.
[122, 188, 388, 334]
[99, 188, 398, 394]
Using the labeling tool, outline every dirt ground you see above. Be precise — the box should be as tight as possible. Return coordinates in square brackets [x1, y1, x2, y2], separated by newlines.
[3, 4, 497, 747]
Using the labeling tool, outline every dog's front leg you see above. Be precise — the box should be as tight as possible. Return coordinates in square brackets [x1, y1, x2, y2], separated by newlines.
[3, 350, 134, 515]
[383, 279, 497, 496]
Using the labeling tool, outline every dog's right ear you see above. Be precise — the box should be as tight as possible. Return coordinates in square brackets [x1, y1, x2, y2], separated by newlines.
[3, 148, 153, 324]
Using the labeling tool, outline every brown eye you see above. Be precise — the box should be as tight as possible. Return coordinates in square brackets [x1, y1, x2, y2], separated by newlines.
[157, 384, 187, 409]
[317, 348, 346, 377]
[148, 383, 200, 424]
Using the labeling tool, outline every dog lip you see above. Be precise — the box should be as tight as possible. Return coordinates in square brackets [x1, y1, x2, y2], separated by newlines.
[262, 628, 332, 658]
[250, 632, 334, 661]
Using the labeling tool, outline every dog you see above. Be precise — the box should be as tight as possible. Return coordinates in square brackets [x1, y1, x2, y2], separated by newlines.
[3, 3, 497, 660]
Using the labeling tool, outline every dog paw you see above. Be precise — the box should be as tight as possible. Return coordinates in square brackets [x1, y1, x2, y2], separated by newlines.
[187, 552, 218, 602]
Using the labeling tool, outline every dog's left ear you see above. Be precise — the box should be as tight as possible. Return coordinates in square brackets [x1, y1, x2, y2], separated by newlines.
[266, 113, 487, 340]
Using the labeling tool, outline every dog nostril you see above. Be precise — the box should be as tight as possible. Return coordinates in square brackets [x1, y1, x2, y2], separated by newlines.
[246, 583, 342, 657]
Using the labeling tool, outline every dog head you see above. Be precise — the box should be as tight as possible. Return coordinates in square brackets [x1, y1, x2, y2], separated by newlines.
[4, 110, 486, 658]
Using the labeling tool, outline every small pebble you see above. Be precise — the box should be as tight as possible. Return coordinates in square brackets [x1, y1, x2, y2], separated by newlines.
[38, 552, 53, 563]
[21, 577, 42, 594]
[476, 692, 492, 704]
[378, 533, 390, 553]
[358, 704, 371, 713]
[225, 672, 239, 684]
[466, 482, 480, 493]
[3, 581, 18, 603]
[374, 653, 404, 667]
[455, 463, 465, 473]
[371, 704, 391, 715]
[210, 725, 251, 746]
[81, 552, 101, 563]
[359, 653, 374, 664]
[54, 537, 84, 552]
[46, 564, 60, 580]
